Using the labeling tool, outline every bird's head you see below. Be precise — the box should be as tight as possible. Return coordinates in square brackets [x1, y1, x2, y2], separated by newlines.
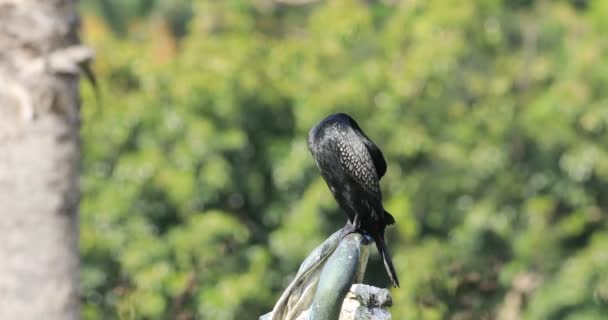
[307, 113, 356, 148]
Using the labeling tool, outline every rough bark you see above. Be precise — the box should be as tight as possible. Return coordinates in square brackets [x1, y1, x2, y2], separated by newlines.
[0, 0, 87, 319]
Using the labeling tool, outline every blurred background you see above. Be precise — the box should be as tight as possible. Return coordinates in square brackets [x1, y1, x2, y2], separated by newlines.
[79, 0, 608, 319]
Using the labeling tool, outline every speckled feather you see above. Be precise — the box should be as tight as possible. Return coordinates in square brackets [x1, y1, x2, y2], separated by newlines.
[332, 123, 382, 201]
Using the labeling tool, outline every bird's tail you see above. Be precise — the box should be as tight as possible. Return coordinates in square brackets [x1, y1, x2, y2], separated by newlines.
[384, 210, 395, 225]
[373, 231, 399, 288]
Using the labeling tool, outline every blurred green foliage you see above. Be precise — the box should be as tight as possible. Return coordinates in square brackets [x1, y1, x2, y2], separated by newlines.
[80, 0, 608, 319]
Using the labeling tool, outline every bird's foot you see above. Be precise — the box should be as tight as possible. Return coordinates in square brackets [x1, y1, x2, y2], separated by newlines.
[359, 232, 374, 245]
[352, 215, 362, 231]
[338, 223, 359, 240]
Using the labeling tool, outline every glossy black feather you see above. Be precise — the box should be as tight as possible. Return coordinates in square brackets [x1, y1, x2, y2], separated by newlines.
[308, 113, 399, 287]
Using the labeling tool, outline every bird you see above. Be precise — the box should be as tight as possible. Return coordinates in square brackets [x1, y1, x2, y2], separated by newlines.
[307, 113, 399, 288]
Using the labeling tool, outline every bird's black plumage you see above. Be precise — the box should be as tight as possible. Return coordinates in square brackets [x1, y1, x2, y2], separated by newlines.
[308, 113, 399, 287]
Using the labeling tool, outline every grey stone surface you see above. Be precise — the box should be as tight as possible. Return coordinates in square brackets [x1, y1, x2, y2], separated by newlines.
[339, 284, 392, 320]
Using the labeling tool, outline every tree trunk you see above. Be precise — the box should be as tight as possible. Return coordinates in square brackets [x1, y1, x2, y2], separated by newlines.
[0, 0, 86, 318]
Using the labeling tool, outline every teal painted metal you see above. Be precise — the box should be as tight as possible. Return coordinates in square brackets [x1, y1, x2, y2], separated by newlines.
[262, 230, 372, 320]
[306, 233, 371, 320]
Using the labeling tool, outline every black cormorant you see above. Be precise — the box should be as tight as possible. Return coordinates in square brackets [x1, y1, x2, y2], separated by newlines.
[308, 113, 399, 288]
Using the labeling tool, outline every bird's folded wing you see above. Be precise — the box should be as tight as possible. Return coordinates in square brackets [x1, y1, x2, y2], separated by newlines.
[332, 132, 382, 200]
[351, 123, 387, 179]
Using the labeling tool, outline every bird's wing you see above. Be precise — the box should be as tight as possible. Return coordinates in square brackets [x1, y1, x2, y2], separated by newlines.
[351, 123, 387, 179]
[333, 131, 382, 200]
